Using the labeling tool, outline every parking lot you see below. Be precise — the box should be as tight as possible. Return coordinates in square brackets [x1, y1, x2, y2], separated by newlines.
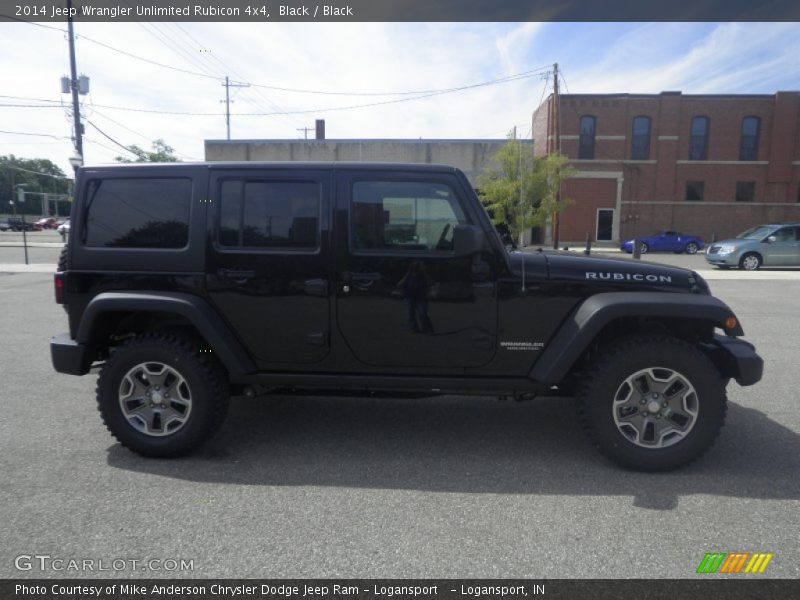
[0, 265, 798, 579]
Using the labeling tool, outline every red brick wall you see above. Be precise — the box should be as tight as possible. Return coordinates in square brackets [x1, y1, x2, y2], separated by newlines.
[559, 178, 617, 242]
[535, 91, 800, 241]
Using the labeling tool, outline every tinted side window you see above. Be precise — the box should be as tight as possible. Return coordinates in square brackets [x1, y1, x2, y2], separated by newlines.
[84, 178, 191, 248]
[351, 181, 467, 252]
[218, 180, 320, 249]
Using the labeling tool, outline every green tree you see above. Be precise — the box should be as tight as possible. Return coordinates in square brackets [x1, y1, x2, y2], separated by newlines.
[477, 135, 575, 243]
[0, 155, 71, 216]
[115, 139, 180, 163]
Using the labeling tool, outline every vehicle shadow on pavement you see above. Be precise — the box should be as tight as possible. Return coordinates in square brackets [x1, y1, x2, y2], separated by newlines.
[106, 394, 800, 510]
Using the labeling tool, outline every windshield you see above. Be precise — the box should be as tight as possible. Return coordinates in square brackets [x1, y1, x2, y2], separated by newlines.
[736, 225, 776, 240]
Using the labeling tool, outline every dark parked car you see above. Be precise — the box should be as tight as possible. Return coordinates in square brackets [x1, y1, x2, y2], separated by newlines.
[0, 217, 35, 232]
[51, 162, 762, 471]
[621, 231, 704, 255]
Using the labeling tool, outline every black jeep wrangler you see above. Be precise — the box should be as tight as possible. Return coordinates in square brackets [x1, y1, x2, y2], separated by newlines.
[51, 162, 762, 470]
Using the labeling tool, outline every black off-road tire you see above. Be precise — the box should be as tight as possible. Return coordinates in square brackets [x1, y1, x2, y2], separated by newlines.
[96, 331, 229, 457]
[576, 335, 727, 472]
[57, 245, 68, 272]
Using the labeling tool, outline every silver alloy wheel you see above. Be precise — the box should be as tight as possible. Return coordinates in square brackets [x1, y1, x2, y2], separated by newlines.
[118, 362, 192, 437]
[685, 243, 698, 254]
[742, 255, 760, 270]
[640, 243, 648, 254]
[612, 367, 699, 448]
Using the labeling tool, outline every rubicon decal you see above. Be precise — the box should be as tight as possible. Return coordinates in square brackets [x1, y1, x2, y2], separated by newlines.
[585, 272, 673, 283]
[696, 552, 774, 574]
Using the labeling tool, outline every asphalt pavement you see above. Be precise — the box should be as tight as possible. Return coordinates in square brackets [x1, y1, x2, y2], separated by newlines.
[0, 272, 797, 579]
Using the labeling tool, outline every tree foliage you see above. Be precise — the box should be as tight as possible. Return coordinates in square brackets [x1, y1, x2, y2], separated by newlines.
[477, 135, 575, 241]
[0, 155, 71, 216]
[115, 139, 180, 163]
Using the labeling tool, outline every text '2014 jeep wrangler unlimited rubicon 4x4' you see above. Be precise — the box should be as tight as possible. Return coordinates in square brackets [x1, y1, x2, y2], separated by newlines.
[51, 162, 763, 471]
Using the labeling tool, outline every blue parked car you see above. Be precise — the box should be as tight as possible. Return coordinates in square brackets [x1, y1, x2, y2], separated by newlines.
[620, 230, 704, 255]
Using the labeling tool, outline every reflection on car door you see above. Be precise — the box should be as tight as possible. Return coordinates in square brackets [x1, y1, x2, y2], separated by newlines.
[335, 171, 498, 369]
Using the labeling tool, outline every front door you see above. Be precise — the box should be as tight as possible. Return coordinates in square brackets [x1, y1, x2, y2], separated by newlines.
[597, 209, 614, 241]
[206, 169, 331, 367]
[335, 171, 498, 369]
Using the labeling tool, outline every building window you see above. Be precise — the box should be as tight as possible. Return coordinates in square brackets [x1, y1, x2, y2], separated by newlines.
[736, 182, 756, 203]
[579, 115, 596, 159]
[739, 116, 761, 161]
[689, 116, 709, 160]
[685, 181, 705, 201]
[631, 116, 651, 160]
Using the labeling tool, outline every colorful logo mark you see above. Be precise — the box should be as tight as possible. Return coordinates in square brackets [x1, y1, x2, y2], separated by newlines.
[696, 552, 774, 574]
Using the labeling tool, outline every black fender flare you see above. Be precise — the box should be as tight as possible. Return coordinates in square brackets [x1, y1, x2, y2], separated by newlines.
[76, 292, 256, 377]
[528, 292, 743, 385]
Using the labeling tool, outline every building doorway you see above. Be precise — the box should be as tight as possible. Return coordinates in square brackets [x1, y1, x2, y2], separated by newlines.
[597, 209, 614, 241]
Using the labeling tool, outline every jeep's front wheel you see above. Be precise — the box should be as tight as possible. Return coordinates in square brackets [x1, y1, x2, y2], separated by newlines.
[576, 336, 727, 471]
[97, 332, 229, 457]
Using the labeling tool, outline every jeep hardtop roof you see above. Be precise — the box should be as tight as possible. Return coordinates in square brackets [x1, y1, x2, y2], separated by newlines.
[78, 161, 462, 174]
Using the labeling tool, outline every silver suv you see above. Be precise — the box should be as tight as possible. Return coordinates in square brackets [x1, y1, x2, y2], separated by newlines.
[705, 222, 800, 270]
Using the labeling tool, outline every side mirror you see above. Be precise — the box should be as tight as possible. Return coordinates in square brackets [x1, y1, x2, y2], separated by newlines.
[766, 235, 777, 243]
[453, 224, 485, 256]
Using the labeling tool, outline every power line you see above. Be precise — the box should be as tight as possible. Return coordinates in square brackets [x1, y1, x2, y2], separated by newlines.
[5, 16, 553, 100]
[0, 164, 71, 179]
[88, 108, 202, 160]
[86, 120, 139, 156]
[0, 68, 550, 117]
[0, 129, 69, 139]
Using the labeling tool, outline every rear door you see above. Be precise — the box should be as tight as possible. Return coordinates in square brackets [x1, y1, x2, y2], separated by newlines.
[206, 168, 331, 367]
[765, 226, 800, 265]
[334, 169, 498, 369]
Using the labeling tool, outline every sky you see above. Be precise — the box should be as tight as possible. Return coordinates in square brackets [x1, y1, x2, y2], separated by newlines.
[1, 20, 799, 175]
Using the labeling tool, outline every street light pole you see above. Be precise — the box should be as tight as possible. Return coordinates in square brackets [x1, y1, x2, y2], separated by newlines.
[14, 184, 29, 265]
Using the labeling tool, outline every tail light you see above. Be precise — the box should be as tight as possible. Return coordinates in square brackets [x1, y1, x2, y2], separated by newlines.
[54, 273, 65, 304]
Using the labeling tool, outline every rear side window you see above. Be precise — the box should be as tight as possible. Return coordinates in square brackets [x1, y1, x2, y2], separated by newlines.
[351, 180, 467, 252]
[84, 178, 191, 248]
[218, 180, 320, 249]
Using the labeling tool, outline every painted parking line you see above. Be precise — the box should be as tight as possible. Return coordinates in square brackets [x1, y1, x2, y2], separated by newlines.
[0, 263, 56, 273]
[697, 269, 800, 280]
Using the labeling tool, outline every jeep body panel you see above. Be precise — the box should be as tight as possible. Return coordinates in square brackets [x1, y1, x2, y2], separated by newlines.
[52, 161, 762, 397]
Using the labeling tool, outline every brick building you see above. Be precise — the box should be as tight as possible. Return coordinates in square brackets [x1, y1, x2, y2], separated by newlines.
[531, 91, 800, 243]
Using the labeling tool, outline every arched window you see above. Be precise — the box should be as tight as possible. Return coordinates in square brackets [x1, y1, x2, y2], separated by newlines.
[579, 115, 596, 159]
[689, 116, 710, 160]
[739, 116, 761, 161]
[631, 116, 651, 160]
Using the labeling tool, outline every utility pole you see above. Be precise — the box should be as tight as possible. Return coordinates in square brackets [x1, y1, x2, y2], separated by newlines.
[66, 0, 83, 166]
[296, 126, 313, 139]
[222, 76, 250, 140]
[551, 62, 561, 249]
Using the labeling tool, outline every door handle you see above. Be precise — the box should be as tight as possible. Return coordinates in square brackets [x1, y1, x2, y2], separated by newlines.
[217, 268, 256, 282]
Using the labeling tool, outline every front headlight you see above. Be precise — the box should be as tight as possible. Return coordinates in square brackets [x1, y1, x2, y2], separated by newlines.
[716, 244, 736, 255]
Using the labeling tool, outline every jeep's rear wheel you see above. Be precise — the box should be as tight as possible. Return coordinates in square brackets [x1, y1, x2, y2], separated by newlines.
[97, 332, 229, 457]
[576, 336, 727, 471]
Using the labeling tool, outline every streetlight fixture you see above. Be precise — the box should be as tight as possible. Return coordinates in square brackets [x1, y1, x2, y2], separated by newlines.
[68, 153, 83, 171]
